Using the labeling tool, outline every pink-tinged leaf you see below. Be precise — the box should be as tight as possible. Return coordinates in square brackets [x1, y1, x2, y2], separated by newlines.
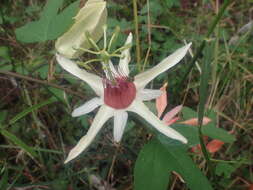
[206, 139, 224, 153]
[164, 117, 180, 125]
[156, 83, 168, 118]
[248, 184, 253, 190]
[162, 105, 183, 123]
[190, 144, 201, 154]
[179, 117, 211, 126]
[190, 136, 208, 154]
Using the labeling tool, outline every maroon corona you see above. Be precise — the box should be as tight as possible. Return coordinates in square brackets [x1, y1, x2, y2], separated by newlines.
[104, 77, 136, 109]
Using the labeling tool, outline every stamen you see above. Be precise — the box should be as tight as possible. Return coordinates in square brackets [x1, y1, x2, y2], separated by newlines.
[108, 26, 120, 52]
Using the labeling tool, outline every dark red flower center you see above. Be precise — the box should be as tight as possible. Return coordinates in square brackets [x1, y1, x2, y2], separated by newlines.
[104, 77, 136, 109]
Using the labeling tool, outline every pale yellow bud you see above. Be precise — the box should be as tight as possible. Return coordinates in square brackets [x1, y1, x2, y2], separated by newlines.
[55, 0, 107, 58]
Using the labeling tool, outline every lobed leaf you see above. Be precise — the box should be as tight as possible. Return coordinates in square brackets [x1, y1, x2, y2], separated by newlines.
[15, 0, 80, 43]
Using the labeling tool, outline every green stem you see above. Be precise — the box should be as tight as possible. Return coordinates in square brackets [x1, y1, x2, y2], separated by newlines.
[113, 43, 131, 54]
[178, 0, 232, 89]
[79, 48, 101, 55]
[198, 124, 215, 177]
[133, 0, 141, 71]
[78, 59, 102, 66]
[198, 44, 218, 186]
[85, 32, 100, 51]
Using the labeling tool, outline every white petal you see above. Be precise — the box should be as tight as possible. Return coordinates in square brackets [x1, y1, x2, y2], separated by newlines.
[128, 100, 187, 144]
[134, 43, 192, 89]
[109, 61, 119, 78]
[56, 54, 103, 96]
[72, 97, 103, 117]
[113, 111, 128, 142]
[65, 105, 114, 163]
[103, 60, 119, 79]
[137, 89, 162, 101]
[118, 33, 133, 76]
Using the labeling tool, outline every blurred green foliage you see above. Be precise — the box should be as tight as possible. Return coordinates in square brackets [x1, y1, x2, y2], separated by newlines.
[0, 0, 252, 189]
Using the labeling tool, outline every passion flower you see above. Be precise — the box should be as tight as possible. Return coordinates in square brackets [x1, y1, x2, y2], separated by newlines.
[56, 33, 191, 163]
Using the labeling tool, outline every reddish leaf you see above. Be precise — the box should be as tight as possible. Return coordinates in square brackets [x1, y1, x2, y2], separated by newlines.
[190, 144, 202, 154]
[162, 105, 182, 124]
[190, 136, 208, 154]
[165, 116, 180, 125]
[248, 184, 253, 190]
[156, 83, 168, 118]
[206, 139, 224, 153]
[179, 117, 211, 126]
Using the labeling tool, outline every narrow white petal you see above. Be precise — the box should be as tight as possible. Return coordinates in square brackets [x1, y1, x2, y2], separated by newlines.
[113, 111, 128, 142]
[72, 97, 103, 117]
[64, 105, 114, 163]
[56, 54, 103, 96]
[137, 89, 162, 101]
[109, 61, 119, 77]
[103, 61, 119, 79]
[134, 43, 192, 89]
[118, 33, 133, 76]
[128, 100, 187, 143]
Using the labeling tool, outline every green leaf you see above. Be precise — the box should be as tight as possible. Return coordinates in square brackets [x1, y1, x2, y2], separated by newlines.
[134, 139, 214, 190]
[198, 45, 212, 125]
[0, 46, 13, 71]
[0, 126, 38, 158]
[159, 122, 235, 148]
[15, 0, 80, 43]
[163, 142, 214, 190]
[215, 163, 236, 178]
[0, 169, 8, 190]
[0, 46, 11, 62]
[164, 0, 180, 8]
[47, 87, 67, 104]
[202, 125, 235, 143]
[9, 97, 57, 125]
[0, 110, 8, 124]
[181, 107, 198, 120]
[181, 107, 235, 143]
[134, 139, 171, 190]
[37, 64, 49, 79]
[163, 124, 200, 147]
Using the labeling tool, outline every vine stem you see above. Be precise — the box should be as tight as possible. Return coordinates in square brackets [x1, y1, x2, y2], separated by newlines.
[133, 0, 141, 71]
[178, 0, 233, 89]
[198, 124, 215, 177]
[198, 44, 218, 187]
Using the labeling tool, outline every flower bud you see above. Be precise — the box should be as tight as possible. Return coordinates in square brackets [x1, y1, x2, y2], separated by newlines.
[55, 0, 107, 58]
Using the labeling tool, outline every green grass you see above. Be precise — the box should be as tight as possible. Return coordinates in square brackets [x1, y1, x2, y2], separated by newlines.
[0, 0, 252, 189]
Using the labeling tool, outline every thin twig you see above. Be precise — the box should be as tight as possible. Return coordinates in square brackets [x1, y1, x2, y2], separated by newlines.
[0, 71, 86, 98]
[107, 144, 120, 182]
[215, 110, 246, 130]
[133, 0, 141, 70]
